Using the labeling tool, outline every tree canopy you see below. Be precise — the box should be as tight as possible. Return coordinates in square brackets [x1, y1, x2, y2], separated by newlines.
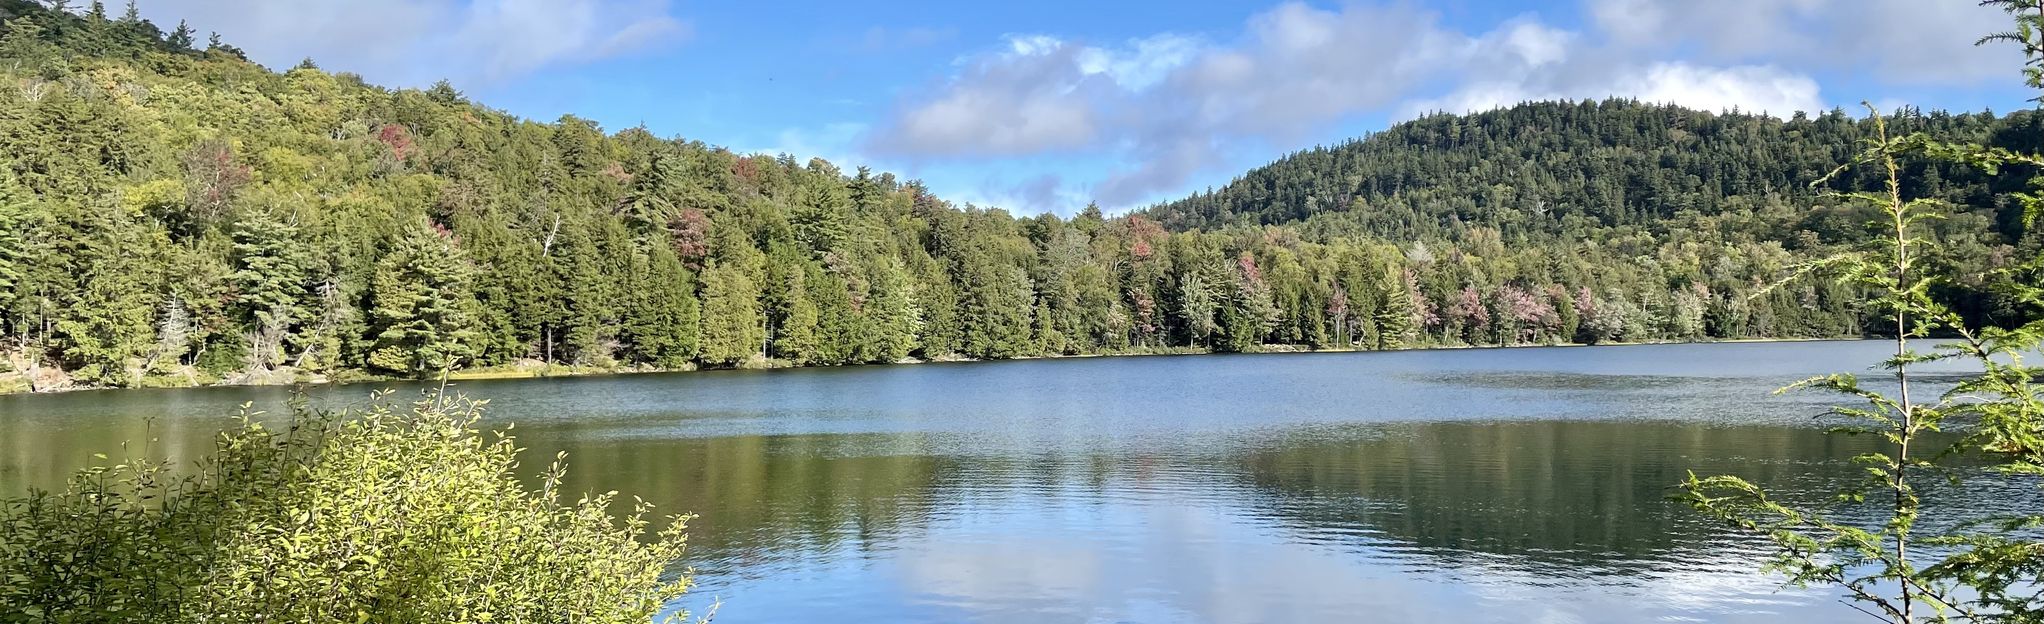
[0, 0, 2034, 391]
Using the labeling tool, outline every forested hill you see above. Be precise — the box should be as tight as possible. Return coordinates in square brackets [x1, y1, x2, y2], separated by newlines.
[1146, 100, 2042, 243]
[0, 1, 2036, 393]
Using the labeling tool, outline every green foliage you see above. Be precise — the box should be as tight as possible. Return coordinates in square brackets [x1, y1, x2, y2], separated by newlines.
[1682, 105, 2044, 622]
[698, 260, 763, 366]
[0, 0, 2024, 391]
[230, 208, 314, 370]
[0, 392, 698, 623]
[624, 244, 700, 367]
[367, 223, 481, 375]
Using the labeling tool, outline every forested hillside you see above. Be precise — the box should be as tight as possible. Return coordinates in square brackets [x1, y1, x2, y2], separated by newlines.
[1147, 101, 2042, 242]
[0, 0, 2032, 392]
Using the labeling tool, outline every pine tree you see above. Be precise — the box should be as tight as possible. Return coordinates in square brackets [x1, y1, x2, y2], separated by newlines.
[230, 210, 312, 369]
[806, 265, 859, 364]
[914, 270, 961, 358]
[761, 242, 817, 363]
[958, 254, 1033, 359]
[776, 276, 821, 365]
[552, 221, 613, 365]
[366, 223, 481, 376]
[1220, 253, 1279, 352]
[793, 172, 850, 254]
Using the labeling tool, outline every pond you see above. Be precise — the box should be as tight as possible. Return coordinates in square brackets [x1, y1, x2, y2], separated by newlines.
[0, 340, 1996, 622]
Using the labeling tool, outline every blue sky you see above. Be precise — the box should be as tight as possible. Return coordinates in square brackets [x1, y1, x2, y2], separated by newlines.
[145, 0, 2034, 215]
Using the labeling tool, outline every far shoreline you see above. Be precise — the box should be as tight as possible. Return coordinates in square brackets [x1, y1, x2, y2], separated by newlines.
[0, 335, 1866, 397]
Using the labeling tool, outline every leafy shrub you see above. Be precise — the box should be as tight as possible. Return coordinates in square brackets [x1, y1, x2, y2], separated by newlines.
[0, 391, 698, 623]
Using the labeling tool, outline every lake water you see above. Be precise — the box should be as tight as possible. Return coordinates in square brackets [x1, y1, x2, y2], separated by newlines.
[0, 341, 2004, 622]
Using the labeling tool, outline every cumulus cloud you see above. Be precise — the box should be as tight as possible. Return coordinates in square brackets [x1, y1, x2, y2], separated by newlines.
[1588, 0, 2015, 84]
[1076, 33, 1205, 91]
[1171, 4, 1460, 139]
[1409, 58, 1824, 118]
[864, 0, 2024, 213]
[866, 35, 1117, 157]
[139, 0, 689, 87]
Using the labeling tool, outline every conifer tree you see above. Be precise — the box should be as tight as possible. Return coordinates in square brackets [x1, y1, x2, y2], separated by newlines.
[366, 223, 480, 376]
[867, 258, 921, 362]
[54, 217, 156, 386]
[1373, 266, 1416, 349]
[1179, 271, 1218, 348]
[229, 209, 312, 369]
[622, 245, 699, 367]
[697, 261, 764, 367]
[166, 18, 191, 50]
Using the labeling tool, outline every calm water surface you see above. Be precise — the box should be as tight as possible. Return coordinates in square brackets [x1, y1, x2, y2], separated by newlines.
[0, 341, 2007, 622]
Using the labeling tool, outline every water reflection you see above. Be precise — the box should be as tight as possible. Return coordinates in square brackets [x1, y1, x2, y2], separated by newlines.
[0, 341, 2009, 622]
[520, 419, 1903, 622]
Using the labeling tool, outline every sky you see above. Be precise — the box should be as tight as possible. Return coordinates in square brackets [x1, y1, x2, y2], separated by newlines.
[136, 0, 2035, 216]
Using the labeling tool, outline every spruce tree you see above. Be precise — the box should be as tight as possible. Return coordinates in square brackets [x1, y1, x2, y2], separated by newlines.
[166, 19, 191, 50]
[54, 218, 157, 386]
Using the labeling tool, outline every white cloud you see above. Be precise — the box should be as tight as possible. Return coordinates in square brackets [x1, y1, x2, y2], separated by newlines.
[1500, 22, 1573, 68]
[1410, 61, 1823, 117]
[1076, 34, 1205, 91]
[867, 0, 2022, 213]
[868, 36, 1110, 157]
[1587, 0, 2014, 84]
[1173, 3, 1459, 139]
[140, 0, 689, 87]
[1631, 63, 1823, 115]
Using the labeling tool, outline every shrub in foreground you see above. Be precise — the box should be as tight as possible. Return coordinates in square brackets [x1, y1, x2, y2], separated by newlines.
[0, 391, 697, 623]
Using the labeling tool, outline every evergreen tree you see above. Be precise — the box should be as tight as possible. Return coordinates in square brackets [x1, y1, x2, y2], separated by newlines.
[0, 174, 30, 338]
[806, 264, 860, 364]
[229, 209, 312, 369]
[1221, 253, 1279, 352]
[366, 223, 481, 376]
[914, 271, 962, 358]
[697, 261, 764, 366]
[867, 258, 921, 362]
[622, 245, 699, 367]
[166, 18, 191, 49]
[958, 255, 1034, 359]
[1373, 266, 1416, 349]
[54, 217, 156, 386]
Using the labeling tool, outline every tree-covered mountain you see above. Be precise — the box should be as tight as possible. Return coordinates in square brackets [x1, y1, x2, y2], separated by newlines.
[1147, 100, 2041, 245]
[0, 0, 2033, 393]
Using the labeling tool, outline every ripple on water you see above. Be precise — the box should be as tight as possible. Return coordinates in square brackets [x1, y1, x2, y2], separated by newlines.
[3, 341, 2025, 623]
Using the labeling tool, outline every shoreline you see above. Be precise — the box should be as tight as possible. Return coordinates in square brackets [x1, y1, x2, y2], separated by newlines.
[0, 336, 1860, 397]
